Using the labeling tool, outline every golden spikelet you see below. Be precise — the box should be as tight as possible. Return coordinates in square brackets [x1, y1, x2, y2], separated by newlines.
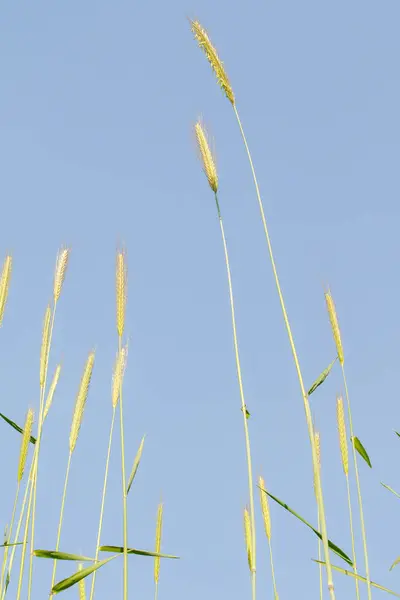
[258, 476, 271, 541]
[53, 247, 70, 303]
[154, 501, 163, 584]
[195, 121, 218, 193]
[315, 431, 321, 471]
[40, 305, 51, 387]
[43, 364, 62, 421]
[116, 250, 127, 338]
[69, 351, 95, 453]
[243, 507, 254, 572]
[78, 564, 86, 600]
[0, 255, 12, 326]
[111, 345, 128, 408]
[18, 409, 34, 482]
[337, 396, 348, 476]
[325, 291, 344, 365]
[190, 20, 235, 105]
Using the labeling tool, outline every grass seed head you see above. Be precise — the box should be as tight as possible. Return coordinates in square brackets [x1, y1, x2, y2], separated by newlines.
[190, 20, 235, 105]
[337, 396, 348, 476]
[43, 364, 62, 421]
[18, 408, 34, 482]
[69, 351, 95, 453]
[0, 255, 12, 326]
[116, 249, 127, 338]
[243, 507, 254, 572]
[258, 476, 271, 541]
[195, 121, 218, 193]
[111, 345, 128, 408]
[154, 501, 163, 584]
[54, 247, 70, 303]
[78, 564, 86, 600]
[325, 291, 344, 365]
[40, 305, 52, 387]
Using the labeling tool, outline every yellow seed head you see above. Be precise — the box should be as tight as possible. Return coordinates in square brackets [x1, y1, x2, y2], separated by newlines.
[258, 476, 271, 540]
[337, 396, 348, 476]
[111, 345, 128, 408]
[243, 507, 254, 572]
[116, 250, 127, 338]
[43, 364, 62, 421]
[190, 20, 235, 105]
[53, 247, 70, 302]
[325, 291, 344, 365]
[40, 305, 51, 387]
[78, 564, 86, 600]
[18, 409, 34, 482]
[194, 122, 218, 193]
[0, 255, 12, 326]
[154, 501, 163, 584]
[69, 351, 95, 453]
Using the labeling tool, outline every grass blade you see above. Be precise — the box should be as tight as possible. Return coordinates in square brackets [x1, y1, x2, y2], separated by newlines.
[381, 483, 400, 499]
[33, 550, 95, 561]
[313, 560, 400, 597]
[308, 358, 337, 396]
[0, 413, 36, 444]
[126, 435, 145, 495]
[352, 437, 372, 468]
[99, 546, 179, 559]
[263, 489, 352, 566]
[52, 557, 116, 594]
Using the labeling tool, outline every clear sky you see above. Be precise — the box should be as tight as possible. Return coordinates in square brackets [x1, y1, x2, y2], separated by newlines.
[1, 1, 400, 598]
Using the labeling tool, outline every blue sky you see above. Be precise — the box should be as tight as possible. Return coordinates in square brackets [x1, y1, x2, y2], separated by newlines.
[1, 1, 400, 598]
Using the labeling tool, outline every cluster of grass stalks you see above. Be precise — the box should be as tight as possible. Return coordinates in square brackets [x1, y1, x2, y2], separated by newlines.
[0, 15, 399, 600]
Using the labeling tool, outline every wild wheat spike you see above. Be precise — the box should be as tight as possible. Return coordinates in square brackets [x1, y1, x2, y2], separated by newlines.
[258, 476, 271, 541]
[18, 409, 34, 482]
[116, 250, 127, 337]
[54, 247, 70, 302]
[190, 20, 235, 105]
[195, 122, 218, 193]
[243, 507, 254, 572]
[154, 502, 163, 584]
[337, 396, 348, 476]
[0, 255, 12, 326]
[112, 345, 128, 408]
[40, 305, 51, 387]
[315, 431, 321, 470]
[325, 291, 344, 365]
[69, 351, 95, 453]
[78, 564, 86, 600]
[43, 364, 62, 421]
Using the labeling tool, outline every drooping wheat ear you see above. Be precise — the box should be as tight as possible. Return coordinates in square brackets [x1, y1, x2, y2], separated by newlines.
[40, 305, 52, 387]
[43, 364, 62, 421]
[53, 247, 70, 303]
[258, 477, 271, 541]
[325, 291, 344, 365]
[337, 396, 348, 476]
[0, 255, 12, 326]
[112, 345, 128, 408]
[190, 20, 235, 105]
[243, 507, 254, 572]
[69, 351, 95, 453]
[194, 121, 218, 193]
[18, 409, 34, 482]
[154, 501, 163, 585]
[116, 250, 127, 338]
[78, 564, 86, 600]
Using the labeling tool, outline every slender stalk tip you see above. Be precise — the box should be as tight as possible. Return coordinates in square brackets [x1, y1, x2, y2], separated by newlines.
[0, 254, 12, 326]
[190, 19, 235, 105]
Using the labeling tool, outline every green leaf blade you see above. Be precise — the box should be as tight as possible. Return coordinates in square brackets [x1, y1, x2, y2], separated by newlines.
[0, 412, 36, 444]
[313, 560, 400, 597]
[34, 550, 95, 561]
[99, 546, 179, 559]
[307, 358, 337, 396]
[352, 436, 372, 468]
[126, 435, 145, 495]
[52, 557, 116, 594]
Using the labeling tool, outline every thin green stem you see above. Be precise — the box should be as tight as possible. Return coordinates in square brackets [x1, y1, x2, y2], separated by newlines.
[28, 304, 57, 600]
[342, 366, 371, 600]
[216, 192, 256, 600]
[119, 336, 128, 600]
[155, 581, 159, 600]
[267, 539, 279, 600]
[89, 407, 117, 600]
[232, 104, 335, 599]
[49, 452, 72, 597]
[317, 510, 323, 600]
[0, 482, 20, 592]
[345, 472, 360, 600]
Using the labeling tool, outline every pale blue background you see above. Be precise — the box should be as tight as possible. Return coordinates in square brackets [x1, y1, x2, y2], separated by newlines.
[0, 1, 399, 598]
